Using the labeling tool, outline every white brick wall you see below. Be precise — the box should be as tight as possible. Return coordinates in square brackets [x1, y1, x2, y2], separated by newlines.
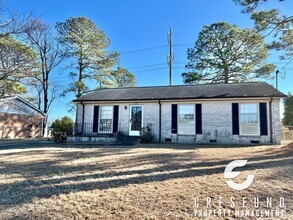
[118, 104, 129, 134]
[84, 105, 94, 124]
[160, 100, 281, 144]
[117, 103, 160, 142]
[272, 100, 281, 144]
[76, 102, 160, 141]
[75, 98, 282, 144]
[76, 103, 83, 124]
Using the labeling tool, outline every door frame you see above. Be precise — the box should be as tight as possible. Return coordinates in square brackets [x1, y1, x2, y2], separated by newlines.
[129, 105, 143, 136]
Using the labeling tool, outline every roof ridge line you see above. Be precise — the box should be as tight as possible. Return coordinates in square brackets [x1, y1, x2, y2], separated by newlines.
[84, 81, 265, 93]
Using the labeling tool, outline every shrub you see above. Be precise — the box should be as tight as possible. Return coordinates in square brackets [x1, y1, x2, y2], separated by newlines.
[51, 116, 74, 142]
[140, 125, 154, 143]
[283, 93, 293, 126]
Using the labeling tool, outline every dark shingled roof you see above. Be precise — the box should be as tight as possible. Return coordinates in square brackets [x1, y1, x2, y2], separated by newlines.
[73, 82, 286, 102]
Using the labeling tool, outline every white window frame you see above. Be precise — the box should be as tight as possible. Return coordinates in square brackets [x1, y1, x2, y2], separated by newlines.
[177, 104, 195, 135]
[239, 103, 260, 136]
[129, 105, 143, 136]
[98, 105, 113, 133]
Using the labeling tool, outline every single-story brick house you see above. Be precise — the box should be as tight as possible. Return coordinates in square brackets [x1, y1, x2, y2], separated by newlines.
[0, 96, 45, 139]
[73, 82, 285, 144]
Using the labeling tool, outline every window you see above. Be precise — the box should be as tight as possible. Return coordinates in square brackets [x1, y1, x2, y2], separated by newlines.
[99, 106, 113, 133]
[178, 104, 195, 135]
[239, 103, 259, 136]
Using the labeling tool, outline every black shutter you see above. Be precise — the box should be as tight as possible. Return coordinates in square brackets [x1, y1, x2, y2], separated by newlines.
[232, 103, 239, 135]
[113, 105, 119, 133]
[171, 104, 178, 134]
[93, 106, 99, 133]
[196, 104, 202, 134]
[259, 103, 268, 136]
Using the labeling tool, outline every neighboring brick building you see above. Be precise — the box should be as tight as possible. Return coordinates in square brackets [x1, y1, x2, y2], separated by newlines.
[72, 82, 285, 144]
[0, 96, 45, 139]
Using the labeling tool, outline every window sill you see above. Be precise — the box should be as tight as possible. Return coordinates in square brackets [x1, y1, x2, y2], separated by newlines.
[177, 134, 196, 136]
[238, 135, 261, 137]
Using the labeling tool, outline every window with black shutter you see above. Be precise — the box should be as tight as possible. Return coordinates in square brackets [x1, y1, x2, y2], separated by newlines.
[196, 104, 202, 134]
[232, 103, 239, 135]
[171, 104, 178, 134]
[259, 103, 268, 136]
[93, 106, 99, 132]
[113, 105, 119, 133]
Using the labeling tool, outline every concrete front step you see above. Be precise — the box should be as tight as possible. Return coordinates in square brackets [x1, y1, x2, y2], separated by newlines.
[116, 135, 140, 144]
[67, 135, 141, 144]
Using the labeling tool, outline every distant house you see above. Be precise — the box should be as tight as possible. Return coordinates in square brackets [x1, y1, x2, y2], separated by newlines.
[0, 96, 45, 139]
[72, 82, 285, 144]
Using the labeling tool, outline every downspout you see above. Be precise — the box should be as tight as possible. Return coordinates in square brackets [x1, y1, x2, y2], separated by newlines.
[41, 116, 44, 137]
[159, 100, 162, 143]
[81, 102, 85, 135]
[269, 97, 273, 144]
[42, 113, 47, 137]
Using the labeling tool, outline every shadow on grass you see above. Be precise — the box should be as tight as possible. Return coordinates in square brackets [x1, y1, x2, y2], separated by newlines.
[0, 138, 279, 151]
[0, 142, 292, 208]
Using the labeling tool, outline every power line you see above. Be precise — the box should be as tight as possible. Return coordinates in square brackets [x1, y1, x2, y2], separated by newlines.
[120, 45, 168, 55]
[275, 61, 293, 64]
[173, 44, 194, 47]
[282, 56, 293, 69]
[132, 66, 183, 73]
[109, 25, 182, 37]
[275, 56, 293, 85]
[173, 32, 195, 35]
[109, 21, 253, 37]
[132, 67, 168, 73]
[119, 43, 194, 56]
[128, 63, 167, 70]
[174, 61, 188, 64]
[112, 33, 166, 42]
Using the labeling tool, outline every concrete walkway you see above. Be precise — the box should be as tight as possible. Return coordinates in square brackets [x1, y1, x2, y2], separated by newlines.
[0, 139, 57, 150]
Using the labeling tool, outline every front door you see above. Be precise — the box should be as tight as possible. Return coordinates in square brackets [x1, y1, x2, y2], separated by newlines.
[129, 105, 143, 136]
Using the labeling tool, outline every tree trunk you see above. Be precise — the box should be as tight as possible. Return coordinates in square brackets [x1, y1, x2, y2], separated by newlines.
[43, 85, 48, 114]
[77, 58, 83, 98]
[224, 67, 229, 84]
[42, 55, 49, 136]
[37, 90, 41, 110]
[77, 76, 82, 98]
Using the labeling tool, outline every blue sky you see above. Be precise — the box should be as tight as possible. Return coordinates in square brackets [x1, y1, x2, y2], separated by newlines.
[6, 0, 293, 122]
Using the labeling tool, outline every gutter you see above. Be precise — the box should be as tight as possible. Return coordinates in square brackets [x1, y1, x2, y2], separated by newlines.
[159, 100, 162, 143]
[41, 116, 44, 137]
[41, 114, 47, 137]
[269, 97, 273, 144]
[16, 96, 46, 116]
[72, 95, 286, 103]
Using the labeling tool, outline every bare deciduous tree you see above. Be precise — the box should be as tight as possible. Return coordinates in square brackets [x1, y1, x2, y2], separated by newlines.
[25, 19, 64, 134]
[0, 1, 39, 97]
[0, 0, 36, 38]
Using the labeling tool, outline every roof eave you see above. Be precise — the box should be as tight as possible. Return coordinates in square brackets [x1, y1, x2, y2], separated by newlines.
[16, 96, 46, 116]
[73, 95, 286, 103]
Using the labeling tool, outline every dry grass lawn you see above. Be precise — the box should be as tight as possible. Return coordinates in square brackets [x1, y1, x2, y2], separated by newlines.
[0, 141, 292, 219]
